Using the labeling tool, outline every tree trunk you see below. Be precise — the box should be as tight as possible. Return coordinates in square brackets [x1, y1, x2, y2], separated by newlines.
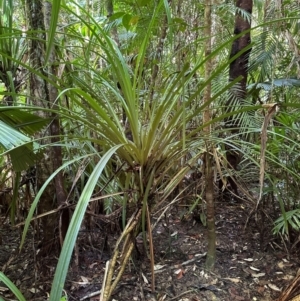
[229, 0, 253, 97]
[26, 0, 68, 251]
[44, 1, 69, 247]
[203, 0, 216, 270]
[223, 0, 253, 196]
[226, 0, 253, 129]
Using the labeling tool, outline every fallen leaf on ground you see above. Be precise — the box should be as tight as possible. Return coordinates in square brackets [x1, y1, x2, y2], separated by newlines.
[223, 277, 241, 283]
[282, 274, 295, 281]
[278, 261, 284, 269]
[250, 266, 260, 271]
[89, 262, 97, 268]
[210, 278, 218, 285]
[141, 272, 148, 283]
[268, 283, 281, 292]
[229, 287, 245, 300]
[174, 268, 184, 279]
[251, 272, 265, 278]
[257, 286, 265, 294]
[154, 264, 165, 270]
[80, 276, 90, 283]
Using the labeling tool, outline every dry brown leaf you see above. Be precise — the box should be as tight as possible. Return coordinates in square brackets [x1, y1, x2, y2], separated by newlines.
[158, 295, 167, 301]
[251, 272, 265, 278]
[278, 261, 285, 269]
[229, 287, 245, 300]
[282, 274, 296, 281]
[214, 147, 226, 189]
[283, 258, 289, 262]
[80, 276, 89, 283]
[174, 268, 184, 279]
[257, 286, 265, 294]
[268, 283, 281, 292]
[89, 262, 97, 269]
[262, 103, 278, 108]
[177, 272, 183, 280]
[211, 278, 218, 285]
[258, 103, 279, 204]
[154, 264, 165, 271]
[224, 277, 241, 283]
[141, 272, 149, 284]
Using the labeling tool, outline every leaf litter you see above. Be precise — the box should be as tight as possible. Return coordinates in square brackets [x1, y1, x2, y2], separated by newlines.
[0, 199, 299, 300]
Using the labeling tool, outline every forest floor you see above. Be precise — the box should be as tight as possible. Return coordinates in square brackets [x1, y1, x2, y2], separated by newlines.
[0, 194, 300, 301]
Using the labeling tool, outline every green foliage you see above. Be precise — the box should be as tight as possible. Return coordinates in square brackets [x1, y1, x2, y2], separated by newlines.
[0, 272, 26, 301]
[25, 0, 259, 296]
[1, 0, 300, 298]
[45, 0, 61, 63]
[273, 209, 300, 235]
[0, 0, 26, 97]
[49, 145, 121, 301]
[0, 119, 43, 171]
[248, 78, 300, 92]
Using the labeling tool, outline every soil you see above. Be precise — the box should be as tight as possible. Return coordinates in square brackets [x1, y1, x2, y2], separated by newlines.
[0, 196, 300, 301]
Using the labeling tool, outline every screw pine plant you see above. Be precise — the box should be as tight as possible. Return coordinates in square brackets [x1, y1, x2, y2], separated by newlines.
[43, 1, 248, 299]
[1, 0, 300, 300]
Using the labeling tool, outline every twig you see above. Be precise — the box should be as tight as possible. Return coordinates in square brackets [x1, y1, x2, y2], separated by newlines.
[147, 203, 155, 292]
[100, 260, 109, 301]
[109, 241, 135, 296]
[80, 290, 101, 301]
[139, 281, 146, 301]
[102, 209, 142, 301]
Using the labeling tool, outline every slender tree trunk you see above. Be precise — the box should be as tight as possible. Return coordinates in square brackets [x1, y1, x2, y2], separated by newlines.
[26, 0, 68, 250]
[226, 0, 253, 129]
[203, 0, 216, 270]
[229, 0, 253, 97]
[223, 0, 253, 195]
[26, 0, 55, 249]
[44, 1, 69, 247]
